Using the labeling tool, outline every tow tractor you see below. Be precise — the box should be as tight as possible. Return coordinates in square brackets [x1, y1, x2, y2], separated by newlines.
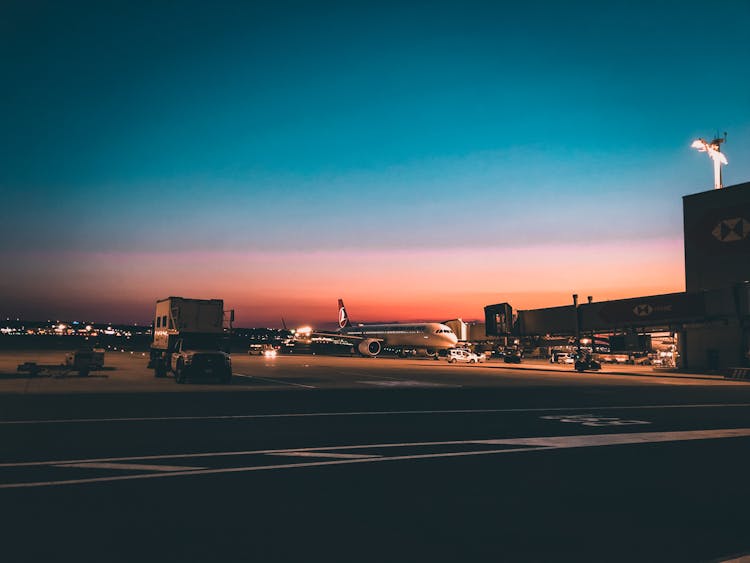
[574, 353, 601, 372]
[17, 347, 105, 377]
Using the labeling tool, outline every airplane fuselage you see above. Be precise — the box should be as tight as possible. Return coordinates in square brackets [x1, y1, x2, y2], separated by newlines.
[341, 322, 458, 350]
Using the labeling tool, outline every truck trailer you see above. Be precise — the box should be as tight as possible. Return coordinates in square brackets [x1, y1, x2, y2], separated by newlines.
[148, 296, 232, 384]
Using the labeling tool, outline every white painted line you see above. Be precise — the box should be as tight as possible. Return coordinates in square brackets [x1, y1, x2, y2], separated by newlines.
[269, 451, 380, 459]
[540, 414, 651, 426]
[0, 403, 748, 426]
[336, 371, 401, 380]
[232, 372, 316, 389]
[357, 380, 458, 388]
[0, 447, 549, 490]
[476, 428, 750, 448]
[55, 462, 204, 472]
[1, 428, 749, 489]
[0, 439, 485, 468]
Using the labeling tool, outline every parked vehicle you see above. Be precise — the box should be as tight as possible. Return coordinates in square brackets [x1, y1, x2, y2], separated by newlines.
[574, 354, 602, 372]
[550, 351, 574, 364]
[502, 349, 522, 363]
[148, 296, 233, 384]
[447, 348, 482, 364]
[248, 344, 264, 355]
[65, 348, 105, 371]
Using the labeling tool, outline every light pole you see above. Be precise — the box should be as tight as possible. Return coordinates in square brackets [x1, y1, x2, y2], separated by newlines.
[572, 294, 580, 358]
[691, 133, 728, 189]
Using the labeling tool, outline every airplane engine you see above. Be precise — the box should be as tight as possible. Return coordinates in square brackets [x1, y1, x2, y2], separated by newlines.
[358, 339, 382, 357]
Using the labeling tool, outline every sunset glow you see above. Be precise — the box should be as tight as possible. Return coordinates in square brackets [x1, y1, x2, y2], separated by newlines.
[1, 2, 749, 327]
[1, 238, 685, 326]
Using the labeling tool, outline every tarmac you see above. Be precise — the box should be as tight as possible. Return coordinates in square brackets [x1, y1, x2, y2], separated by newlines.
[0, 349, 745, 395]
[2, 348, 750, 562]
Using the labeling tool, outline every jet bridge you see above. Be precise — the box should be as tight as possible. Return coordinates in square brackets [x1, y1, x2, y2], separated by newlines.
[516, 287, 744, 337]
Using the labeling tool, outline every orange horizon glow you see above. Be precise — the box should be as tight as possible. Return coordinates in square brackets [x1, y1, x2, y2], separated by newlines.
[0, 237, 686, 327]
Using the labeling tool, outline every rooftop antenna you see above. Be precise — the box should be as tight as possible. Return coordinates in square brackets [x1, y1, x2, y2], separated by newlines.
[691, 131, 728, 189]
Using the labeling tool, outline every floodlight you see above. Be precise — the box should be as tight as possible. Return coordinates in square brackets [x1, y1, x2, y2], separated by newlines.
[691, 133, 728, 189]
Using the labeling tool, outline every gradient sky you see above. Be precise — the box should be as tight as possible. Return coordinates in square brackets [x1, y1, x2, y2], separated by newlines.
[1, 0, 749, 327]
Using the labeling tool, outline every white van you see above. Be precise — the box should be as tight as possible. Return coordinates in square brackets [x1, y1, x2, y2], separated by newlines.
[447, 348, 482, 364]
[550, 351, 575, 364]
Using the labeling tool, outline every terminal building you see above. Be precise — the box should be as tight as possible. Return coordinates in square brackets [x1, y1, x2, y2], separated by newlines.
[485, 181, 750, 371]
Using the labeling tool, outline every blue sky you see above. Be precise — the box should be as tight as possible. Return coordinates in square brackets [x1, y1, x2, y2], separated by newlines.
[1, 1, 749, 323]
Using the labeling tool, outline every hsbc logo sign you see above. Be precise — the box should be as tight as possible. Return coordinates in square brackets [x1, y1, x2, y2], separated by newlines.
[685, 201, 750, 259]
[631, 303, 674, 318]
[599, 295, 702, 324]
[633, 304, 653, 317]
[712, 217, 750, 242]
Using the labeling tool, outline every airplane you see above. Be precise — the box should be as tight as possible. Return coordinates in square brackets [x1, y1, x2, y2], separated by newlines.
[310, 299, 459, 357]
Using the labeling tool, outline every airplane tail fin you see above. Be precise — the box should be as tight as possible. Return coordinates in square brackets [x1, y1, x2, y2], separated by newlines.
[338, 299, 352, 328]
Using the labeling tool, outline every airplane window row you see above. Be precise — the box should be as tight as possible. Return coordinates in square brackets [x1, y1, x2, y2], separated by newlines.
[353, 330, 421, 335]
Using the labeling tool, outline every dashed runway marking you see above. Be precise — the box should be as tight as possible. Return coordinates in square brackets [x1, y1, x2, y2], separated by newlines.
[55, 462, 204, 472]
[1, 428, 748, 490]
[270, 451, 380, 459]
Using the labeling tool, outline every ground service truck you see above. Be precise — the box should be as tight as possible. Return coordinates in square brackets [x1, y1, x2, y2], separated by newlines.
[148, 297, 233, 384]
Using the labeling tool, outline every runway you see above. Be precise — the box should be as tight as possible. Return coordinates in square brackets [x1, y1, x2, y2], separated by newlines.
[1, 352, 749, 562]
